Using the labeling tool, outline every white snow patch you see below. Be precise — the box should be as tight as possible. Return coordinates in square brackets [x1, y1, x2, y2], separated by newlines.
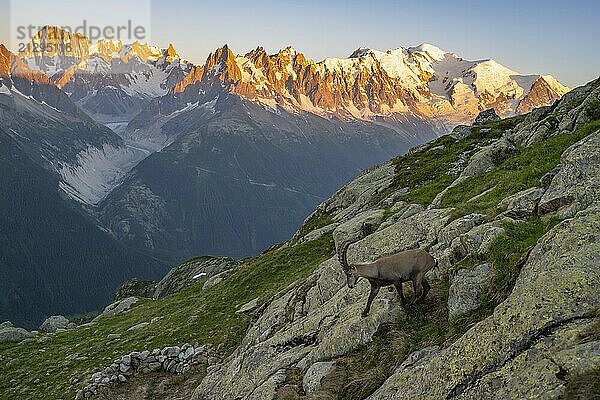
[58, 143, 147, 205]
[192, 273, 208, 280]
[0, 83, 11, 95]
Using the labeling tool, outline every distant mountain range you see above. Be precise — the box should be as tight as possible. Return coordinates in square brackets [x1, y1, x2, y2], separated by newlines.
[0, 26, 569, 327]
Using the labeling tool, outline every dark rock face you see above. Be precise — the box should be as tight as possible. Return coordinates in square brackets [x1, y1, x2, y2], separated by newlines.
[474, 108, 500, 125]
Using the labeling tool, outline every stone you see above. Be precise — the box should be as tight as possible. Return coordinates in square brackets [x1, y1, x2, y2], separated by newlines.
[474, 108, 500, 125]
[0, 321, 13, 329]
[127, 322, 149, 331]
[320, 161, 395, 223]
[296, 222, 339, 245]
[148, 361, 162, 372]
[395, 346, 440, 373]
[162, 346, 181, 358]
[538, 131, 600, 217]
[95, 297, 139, 321]
[235, 297, 259, 314]
[332, 209, 385, 248]
[449, 219, 510, 260]
[154, 257, 238, 299]
[107, 334, 121, 341]
[182, 346, 195, 360]
[39, 315, 70, 333]
[166, 359, 178, 373]
[192, 253, 405, 400]
[302, 361, 335, 395]
[0, 327, 33, 343]
[498, 187, 545, 218]
[459, 138, 514, 181]
[450, 124, 472, 140]
[118, 374, 126, 383]
[381, 187, 409, 206]
[349, 208, 452, 263]
[247, 369, 287, 400]
[437, 213, 486, 246]
[447, 264, 492, 319]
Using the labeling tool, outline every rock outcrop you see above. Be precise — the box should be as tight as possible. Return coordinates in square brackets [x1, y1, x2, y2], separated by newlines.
[447, 263, 491, 319]
[538, 131, 600, 217]
[113, 279, 157, 302]
[39, 315, 71, 333]
[499, 187, 545, 218]
[153, 256, 238, 299]
[474, 108, 500, 125]
[0, 322, 33, 343]
[367, 203, 600, 399]
[94, 297, 139, 321]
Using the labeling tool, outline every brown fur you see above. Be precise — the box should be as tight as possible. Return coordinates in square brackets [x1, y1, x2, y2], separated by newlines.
[338, 240, 437, 317]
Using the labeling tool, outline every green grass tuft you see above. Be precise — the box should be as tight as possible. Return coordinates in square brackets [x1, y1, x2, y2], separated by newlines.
[292, 210, 334, 243]
[0, 234, 334, 400]
[371, 115, 525, 207]
[441, 120, 600, 220]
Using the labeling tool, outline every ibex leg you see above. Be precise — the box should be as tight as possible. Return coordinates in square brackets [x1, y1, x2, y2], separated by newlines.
[362, 284, 380, 317]
[409, 275, 423, 305]
[394, 282, 406, 306]
[421, 279, 431, 301]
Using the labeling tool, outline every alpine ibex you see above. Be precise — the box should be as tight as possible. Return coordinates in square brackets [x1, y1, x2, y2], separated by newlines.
[337, 241, 437, 317]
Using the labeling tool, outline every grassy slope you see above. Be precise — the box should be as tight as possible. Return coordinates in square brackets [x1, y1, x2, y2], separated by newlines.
[280, 118, 600, 399]
[0, 234, 334, 399]
[2, 106, 599, 399]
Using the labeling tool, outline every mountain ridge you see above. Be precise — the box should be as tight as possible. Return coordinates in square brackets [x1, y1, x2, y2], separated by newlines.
[8, 26, 569, 127]
[171, 42, 568, 123]
[0, 76, 597, 400]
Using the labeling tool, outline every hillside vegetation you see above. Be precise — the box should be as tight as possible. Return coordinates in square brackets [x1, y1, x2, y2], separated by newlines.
[1, 78, 599, 400]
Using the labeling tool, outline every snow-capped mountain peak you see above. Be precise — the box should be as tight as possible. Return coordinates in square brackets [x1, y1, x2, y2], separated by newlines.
[15, 27, 192, 122]
[11, 27, 569, 126]
[171, 42, 568, 124]
[409, 43, 449, 61]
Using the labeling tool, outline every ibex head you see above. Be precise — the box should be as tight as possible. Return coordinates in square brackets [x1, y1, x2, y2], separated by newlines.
[337, 241, 359, 288]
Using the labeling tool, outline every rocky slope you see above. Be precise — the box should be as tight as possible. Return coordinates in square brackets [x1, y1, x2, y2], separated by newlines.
[0, 78, 596, 400]
[191, 77, 599, 399]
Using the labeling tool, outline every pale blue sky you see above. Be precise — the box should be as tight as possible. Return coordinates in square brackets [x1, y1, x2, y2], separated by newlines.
[1, 0, 598, 87]
[150, 0, 598, 88]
